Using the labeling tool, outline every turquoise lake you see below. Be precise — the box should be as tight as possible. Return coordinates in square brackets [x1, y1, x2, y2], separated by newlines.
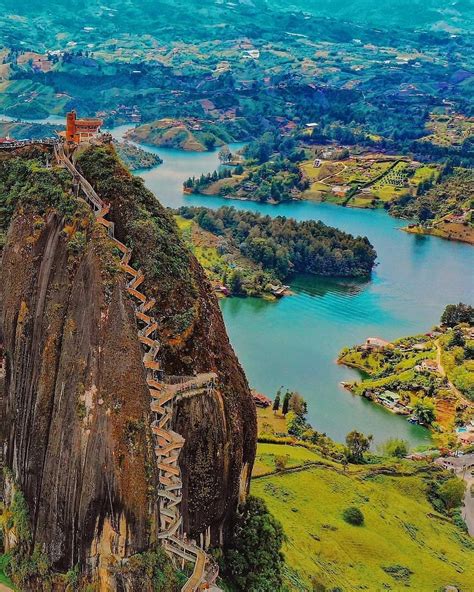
[105, 126, 474, 447]
[10, 120, 471, 447]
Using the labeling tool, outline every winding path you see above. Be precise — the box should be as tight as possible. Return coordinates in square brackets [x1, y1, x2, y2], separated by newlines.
[55, 141, 219, 591]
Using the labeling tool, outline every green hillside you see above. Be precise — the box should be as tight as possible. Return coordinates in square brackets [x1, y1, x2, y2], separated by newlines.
[252, 443, 474, 591]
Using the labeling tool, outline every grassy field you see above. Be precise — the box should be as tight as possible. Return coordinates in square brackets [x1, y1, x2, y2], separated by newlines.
[369, 161, 411, 201]
[410, 164, 439, 187]
[175, 215, 223, 274]
[252, 442, 334, 477]
[251, 445, 474, 591]
[299, 156, 429, 207]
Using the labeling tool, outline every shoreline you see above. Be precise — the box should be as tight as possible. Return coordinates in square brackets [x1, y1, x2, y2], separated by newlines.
[402, 224, 474, 246]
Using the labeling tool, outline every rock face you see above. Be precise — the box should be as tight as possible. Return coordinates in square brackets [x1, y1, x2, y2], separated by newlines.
[0, 146, 256, 586]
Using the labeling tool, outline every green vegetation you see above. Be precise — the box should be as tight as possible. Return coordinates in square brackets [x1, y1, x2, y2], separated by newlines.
[1, 488, 51, 590]
[113, 140, 162, 171]
[113, 548, 184, 591]
[439, 330, 474, 402]
[0, 0, 472, 164]
[441, 303, 474, 328]
[223, 496, 285, 592]
[256, 391, 347, 464]
[0, 149, 89, 252]
[174, 214, 280, 298]
[178, 206, 377, 280]
[345, 430, 372, 463]
[0, 121, 60, 140]
[398, 167, 474, 244]
[76, 145, 198, 336]
[378, 438, 409, 458]
[423, 114, 474, 148]
[252, 442, 337, 477]
[0, 554, 14, 588]
[438, 478, 466, 511]
[231, 158, 307, 203]
[338, 306, 474, 442]
[251, 443, 474, 591]
[369, 160, 410, 201]
[126, 119, 232, 151]
[342, 506, 364, 526]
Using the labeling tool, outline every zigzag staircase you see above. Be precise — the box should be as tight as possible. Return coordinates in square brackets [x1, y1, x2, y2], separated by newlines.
[54, 143, 219, 591]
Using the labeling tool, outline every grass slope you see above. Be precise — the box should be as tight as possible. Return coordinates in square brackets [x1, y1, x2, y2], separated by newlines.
[252, 445, 474, 591]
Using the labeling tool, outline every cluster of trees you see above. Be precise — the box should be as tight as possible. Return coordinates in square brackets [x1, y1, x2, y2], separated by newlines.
[244, 131, 306, 165]
[308, 122, 369, 146]
[223, 496, 285, 592]
[184, 149, 308, 204]
[178, 206, 377, 279]
[440, 304, 474, 400]
[242, 157, 309, 203]
[379, 438, 408, 458]
[412, 397, 436, 425]
[427, 473, 467, 530]
[183, 167, 234, 192]
[441, 303, 474, 327]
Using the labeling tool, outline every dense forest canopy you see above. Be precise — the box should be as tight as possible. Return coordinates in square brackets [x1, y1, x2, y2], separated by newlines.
[177, 206, 377, 279]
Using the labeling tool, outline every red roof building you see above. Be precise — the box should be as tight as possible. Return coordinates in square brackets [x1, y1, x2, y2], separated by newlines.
[251, 390, 272, 408]
[65, 110, 103, 144]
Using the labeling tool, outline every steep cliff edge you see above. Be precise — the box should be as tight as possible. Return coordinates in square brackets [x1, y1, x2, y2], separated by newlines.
[0, 145, 256, 588]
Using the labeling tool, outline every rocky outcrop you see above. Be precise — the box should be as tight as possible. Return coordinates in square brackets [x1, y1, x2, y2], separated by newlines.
[1, 210, 155, 580]
[0, 145, 256, 587]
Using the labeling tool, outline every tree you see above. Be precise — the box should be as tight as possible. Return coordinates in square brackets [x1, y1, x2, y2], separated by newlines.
[417, 202, 434, 224]
[438, 477, 466, 510]
[202, 133, 216, 150]
[380, 438, 408, 458]
[274, 455, 289, 471]
[289, 392, 307, 418]
[413, 397, 436, 425]
[286, 411, 305, 438]
[228, 269, 244, 295]
[224, 496, 285, 592]
[272, 390, 281, 414]
[345, 430, 372, 463]
[449, 329, 465, 349]
[218, 145, 232, 164]
[282, 391, 292, 416]
[342, 506, 364, 526]
[464, 343, 474, 360]
[441, 303, 474, 327]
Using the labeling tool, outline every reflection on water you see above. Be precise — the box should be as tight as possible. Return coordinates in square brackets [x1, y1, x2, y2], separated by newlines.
[291, 274, 370, 299]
